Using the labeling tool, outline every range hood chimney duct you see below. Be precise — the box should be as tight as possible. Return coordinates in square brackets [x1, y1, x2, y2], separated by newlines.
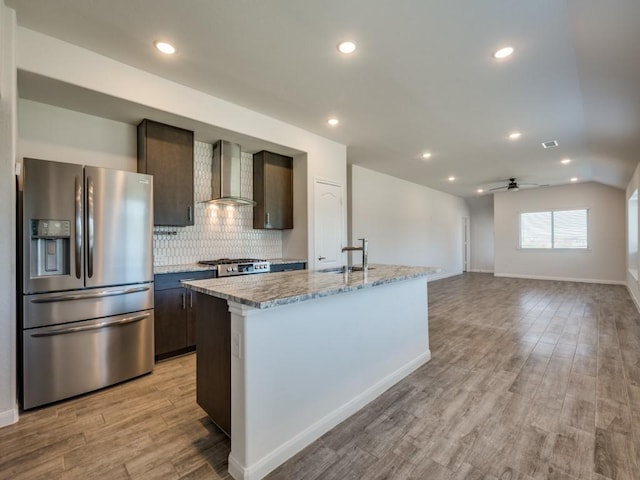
[207, 140, 256, 206]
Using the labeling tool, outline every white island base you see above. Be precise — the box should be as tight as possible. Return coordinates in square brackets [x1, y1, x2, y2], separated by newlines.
[226, 276, 430, 480]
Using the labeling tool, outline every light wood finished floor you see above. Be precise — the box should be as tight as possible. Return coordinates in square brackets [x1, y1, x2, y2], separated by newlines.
[2, 273, 639, 479]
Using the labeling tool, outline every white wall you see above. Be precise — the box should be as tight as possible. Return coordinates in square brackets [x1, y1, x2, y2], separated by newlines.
[349, 165, 469, 280]
[0, 1, 18, 427]
[282, 154, 308, 260]
[16, 27, 347, 265]
[0, 23, 347, 426]
[467, 195, 495, 272]
[494, 182, 625, 284]
[18, 103, 285, 264]
[626, 162, 640, 308]
[18, 99, 137, 171]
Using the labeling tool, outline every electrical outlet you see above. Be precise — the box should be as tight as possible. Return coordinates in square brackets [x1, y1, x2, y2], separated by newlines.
[232, 332, 242, 359]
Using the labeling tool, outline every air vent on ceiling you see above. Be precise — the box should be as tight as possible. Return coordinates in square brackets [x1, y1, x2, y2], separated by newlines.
[541, 140, 559, 148]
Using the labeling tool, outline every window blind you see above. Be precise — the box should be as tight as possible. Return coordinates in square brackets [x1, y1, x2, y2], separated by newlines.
[520, 209, 588, 249]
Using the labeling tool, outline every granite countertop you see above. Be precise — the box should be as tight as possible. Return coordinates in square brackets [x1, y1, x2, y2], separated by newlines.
[265, 258, 307, 265]
[154, 258, 307, 275]
[182, 264, 441, 309]
[153, 263, 216, 275]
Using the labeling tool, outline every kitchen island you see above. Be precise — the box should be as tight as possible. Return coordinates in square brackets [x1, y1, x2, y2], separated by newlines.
[182, 264, 439, 480]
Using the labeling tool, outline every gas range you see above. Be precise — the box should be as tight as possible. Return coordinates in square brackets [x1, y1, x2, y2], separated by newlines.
[198, 258, 271, 277]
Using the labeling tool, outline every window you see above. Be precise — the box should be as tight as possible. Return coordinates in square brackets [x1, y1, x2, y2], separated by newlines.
[520, 209, 588, 249]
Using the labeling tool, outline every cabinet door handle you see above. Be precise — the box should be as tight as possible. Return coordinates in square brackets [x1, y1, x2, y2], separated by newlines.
[189, 291, 193, 308]
[74, 175, 83, 279]
[181, 291, 186, 310]
[265, 212, 270, 225]
[87, 175, 95, 278]
[187, 206, 192, 222]
[31, 313, 151, 337]
[318, 256, 326, 261]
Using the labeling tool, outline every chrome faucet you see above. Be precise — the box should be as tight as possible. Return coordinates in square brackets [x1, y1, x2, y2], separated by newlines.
[342, 238, 369, 272]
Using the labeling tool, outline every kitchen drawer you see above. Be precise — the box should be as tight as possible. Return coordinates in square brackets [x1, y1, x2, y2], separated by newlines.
[23, 283, 154, 329]
[154, 270, 215, 290]
[23, 309, 154, 409]
[269, 262, 306, 273]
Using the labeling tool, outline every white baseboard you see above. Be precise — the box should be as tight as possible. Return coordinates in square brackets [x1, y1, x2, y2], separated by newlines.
[0, 406, 19, 429]
[494, 272, 626, 285]
[228, 350, 431, 480]
[426, 271, 460, 282]
[626, 283, 640, 314]
[468, 269, 494, 274]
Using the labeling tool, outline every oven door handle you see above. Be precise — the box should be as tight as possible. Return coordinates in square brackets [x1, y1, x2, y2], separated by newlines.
[31, 286, 150, 303]
[30, 312, 151, 337]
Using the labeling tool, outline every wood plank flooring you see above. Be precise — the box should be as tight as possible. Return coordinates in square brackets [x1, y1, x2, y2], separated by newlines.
[0, 355, 232, 480]
[2, 273, 639, 479]
[268, 274, 640, 480]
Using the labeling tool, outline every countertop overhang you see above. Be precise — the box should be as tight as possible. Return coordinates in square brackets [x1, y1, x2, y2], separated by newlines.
[181, 264, 441, 309]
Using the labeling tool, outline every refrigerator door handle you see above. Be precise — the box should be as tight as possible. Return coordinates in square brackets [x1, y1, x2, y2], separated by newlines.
[87, 175, 95, 278]
[75, 175, 83, 279]
[30, 285, 151, 304]
[29, 312, 151, 337]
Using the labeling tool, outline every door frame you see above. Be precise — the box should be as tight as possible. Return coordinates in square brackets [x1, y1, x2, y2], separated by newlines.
[462, 216, 470, 272]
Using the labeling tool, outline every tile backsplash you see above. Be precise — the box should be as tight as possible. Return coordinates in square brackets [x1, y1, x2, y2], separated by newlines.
[153, 141, 283, 266]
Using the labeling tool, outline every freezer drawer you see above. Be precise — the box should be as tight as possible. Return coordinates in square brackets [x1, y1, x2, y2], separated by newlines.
[23, 283, 153, 329]
[22, 309, 154, 410]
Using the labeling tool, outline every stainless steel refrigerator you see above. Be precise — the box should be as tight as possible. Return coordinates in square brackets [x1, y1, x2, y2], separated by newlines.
[19, 158, 155, 409]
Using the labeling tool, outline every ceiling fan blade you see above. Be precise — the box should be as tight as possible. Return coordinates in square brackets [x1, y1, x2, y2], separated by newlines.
[488, 186, 508, 191]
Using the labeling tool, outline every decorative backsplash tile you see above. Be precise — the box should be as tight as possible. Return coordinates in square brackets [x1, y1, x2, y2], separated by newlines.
[153, 141, 282, 266]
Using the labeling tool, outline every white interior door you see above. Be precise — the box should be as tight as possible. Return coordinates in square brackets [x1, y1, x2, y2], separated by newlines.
[314, 180, 343, 269]
[462, 216, 470, 272]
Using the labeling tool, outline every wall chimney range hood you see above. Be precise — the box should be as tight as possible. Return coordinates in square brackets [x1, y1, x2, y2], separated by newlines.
[207, 140, 256, 206]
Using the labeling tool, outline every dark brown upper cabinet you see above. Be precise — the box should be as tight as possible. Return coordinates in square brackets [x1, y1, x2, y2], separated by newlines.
[138, 119, 194, 226]
[253, 150, 293, 230]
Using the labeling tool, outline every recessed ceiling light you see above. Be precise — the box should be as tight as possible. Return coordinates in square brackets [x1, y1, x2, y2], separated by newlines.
[422, 152, 432, 159]
[570, 177, 578, 182]
[493, 46, 514, 59]
[337, 41, 357, 54]
[448, 176, 456, 182]
[509, 131, 522, 140]
[561, 158, 571, 165]
[154, 41, 176, 55]
[477, 188, 484, 194]
[327, 117, 339, 126]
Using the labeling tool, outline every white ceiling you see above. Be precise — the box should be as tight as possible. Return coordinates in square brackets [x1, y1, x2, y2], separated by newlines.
[6, 0, 640, 198]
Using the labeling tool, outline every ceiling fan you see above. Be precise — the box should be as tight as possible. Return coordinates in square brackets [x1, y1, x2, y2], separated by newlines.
[488, 178, 546, 192]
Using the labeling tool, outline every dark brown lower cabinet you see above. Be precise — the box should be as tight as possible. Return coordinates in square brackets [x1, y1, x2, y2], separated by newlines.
[195, 292, 231, 436]
[154, 271, 215, 361]
[269, 262, 306, 273]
